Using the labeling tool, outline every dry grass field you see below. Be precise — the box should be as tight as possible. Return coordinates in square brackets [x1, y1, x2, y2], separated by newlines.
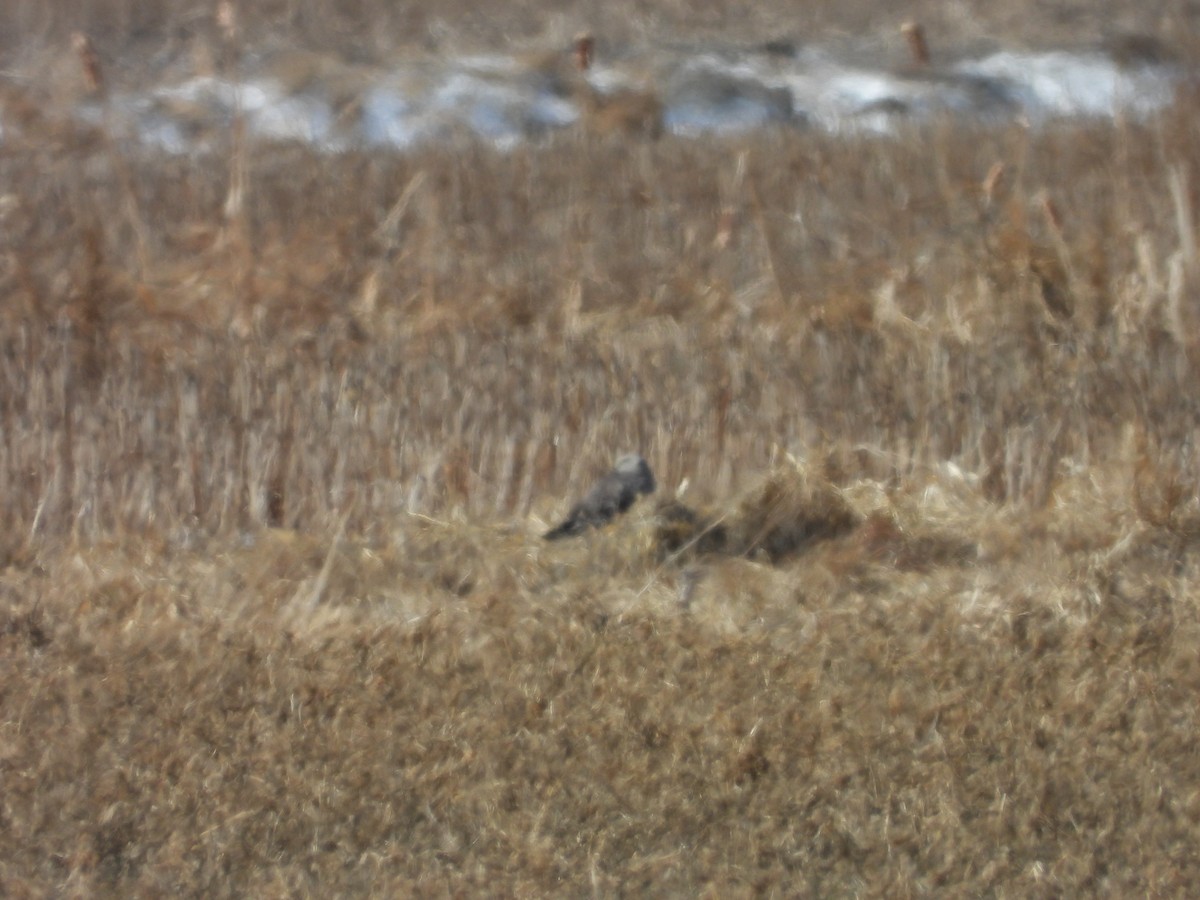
[5, 1, 1200, 896]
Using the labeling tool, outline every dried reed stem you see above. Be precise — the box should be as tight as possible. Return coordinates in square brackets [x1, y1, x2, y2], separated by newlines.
[746, 157, 789, 311]
[72, 31, 152, 280]
[901, 22, 931, 67]
[1169, 163, 1196, 275]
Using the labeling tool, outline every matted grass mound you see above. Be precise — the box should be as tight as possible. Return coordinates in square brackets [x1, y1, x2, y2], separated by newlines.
[654, 460, 858, 564]
[726, 461, 860, 562]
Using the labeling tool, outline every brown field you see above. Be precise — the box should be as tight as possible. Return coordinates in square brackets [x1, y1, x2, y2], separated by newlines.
[5, 2, 1200, 896]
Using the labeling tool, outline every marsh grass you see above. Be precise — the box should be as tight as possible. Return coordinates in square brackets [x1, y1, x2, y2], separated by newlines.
[5, 3, 1200, 894]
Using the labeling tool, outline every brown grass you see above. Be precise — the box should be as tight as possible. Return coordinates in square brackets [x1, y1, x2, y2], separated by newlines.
[5, 2, 1200, 895]
[5, 0, 1197, 66]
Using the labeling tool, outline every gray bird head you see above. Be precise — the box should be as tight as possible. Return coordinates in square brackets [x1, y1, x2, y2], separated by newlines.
[614, 454, 656, 495]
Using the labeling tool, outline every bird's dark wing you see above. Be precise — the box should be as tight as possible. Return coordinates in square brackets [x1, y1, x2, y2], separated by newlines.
[542, 484, 621, 540]
[543, 515, 585, 541]
[542, 457, 655, 541]
[584, 471, 638, 520]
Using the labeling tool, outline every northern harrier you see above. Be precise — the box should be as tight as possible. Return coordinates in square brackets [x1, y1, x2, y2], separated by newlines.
[543, 454, 657, 540]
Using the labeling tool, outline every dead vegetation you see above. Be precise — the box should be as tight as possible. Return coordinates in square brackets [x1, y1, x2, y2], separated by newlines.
[5, 0, 1200, 895]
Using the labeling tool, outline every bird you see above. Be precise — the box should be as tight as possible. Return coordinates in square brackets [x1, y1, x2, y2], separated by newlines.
[543, 454, 657, 540]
